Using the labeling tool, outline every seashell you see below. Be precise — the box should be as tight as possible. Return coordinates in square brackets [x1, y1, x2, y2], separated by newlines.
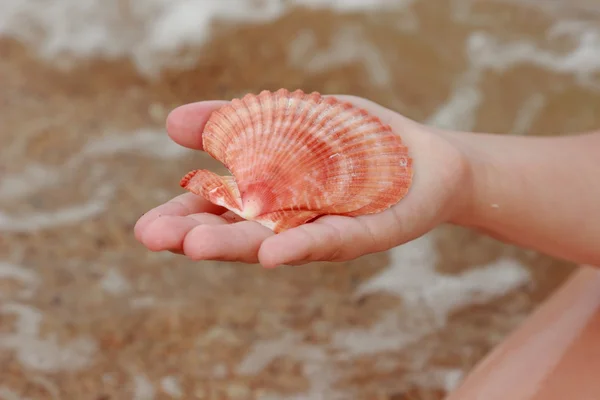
[180, 89, 413, 233]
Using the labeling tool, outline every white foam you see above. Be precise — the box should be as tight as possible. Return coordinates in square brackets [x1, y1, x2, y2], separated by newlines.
[332, 311, 429, 356]
[133, 374, 156, 400]
[79, 129, 191, 160]
[0, 129, 185, 204]
[7, 0, 595, 86]
[294, 0, 413, 12]
[0, 261, 39, 299]
[0, 387, 25, 400]
[0, 184, 115, 232]
[511, 93, 546, 135]
[234, 232, 530, 398]
[426, 69, 483, 131]
[288, 26, 391, 86]
[0, 164, 61, 201]
[211, 364, 228, 379]
[236, 332, 303, 376]
[143, 0, 286, 75]
[100, 268, 132, 295]
[129, 296, 158, 309]
[0, 261, 97, 373]
[335, 233, 530, 356]
[406, 368, 465, 392]
[0, 0, 277, 75]
[427, 16, 600, 131]
[0, 303, 98, 372]
[354, 234, 531, 322]
[0, 0, 412, 76]
[467, 25, 600, 87]
[160, 376, 183, 399]
[1, 302, 43, 336]
[10, 336, 97, 372]
[236, 333, 336, 400]
[0, 127, 190, 232]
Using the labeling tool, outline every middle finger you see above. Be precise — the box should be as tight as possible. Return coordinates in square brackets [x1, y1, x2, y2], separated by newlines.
[134, 193, 225, 241]
[141, 212, 228, 252]
[183, 220, 274, 263]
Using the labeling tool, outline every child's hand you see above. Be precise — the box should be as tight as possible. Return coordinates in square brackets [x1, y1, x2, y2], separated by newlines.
[134, 96, 472, 268]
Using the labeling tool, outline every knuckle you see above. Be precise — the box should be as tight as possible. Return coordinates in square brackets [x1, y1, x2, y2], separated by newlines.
[321, 224, 345, 262]
[297, 226, 319, 260]
[355, 218, 379, 255]
[183, 225, 214, 260]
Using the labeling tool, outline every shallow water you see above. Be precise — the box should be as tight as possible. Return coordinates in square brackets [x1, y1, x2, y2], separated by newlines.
[0, 0, 598, 398]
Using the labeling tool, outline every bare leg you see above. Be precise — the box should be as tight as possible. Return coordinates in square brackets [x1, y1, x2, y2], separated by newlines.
[446, 266, 600, 400]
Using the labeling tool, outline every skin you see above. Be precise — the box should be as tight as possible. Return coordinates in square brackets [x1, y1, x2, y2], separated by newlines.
[446, 127, 600, 267]
[134, 95, 600, 269]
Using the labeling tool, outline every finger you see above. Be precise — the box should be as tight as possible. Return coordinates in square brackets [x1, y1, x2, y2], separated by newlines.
[140, 213, 228, 252]
[258, 207, 415, 268]
[257, 216, 372, 268]
[134, 193, 226, 242]
[141, 216, 202, 252]
[183, 221, 273, 263]
[166, 100, 229, 150]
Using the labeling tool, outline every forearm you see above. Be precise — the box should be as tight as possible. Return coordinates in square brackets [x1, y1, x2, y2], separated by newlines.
[448, 129, 600, 267]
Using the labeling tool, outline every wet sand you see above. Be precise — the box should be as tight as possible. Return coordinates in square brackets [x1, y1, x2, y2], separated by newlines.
[0, 1, 598, 398]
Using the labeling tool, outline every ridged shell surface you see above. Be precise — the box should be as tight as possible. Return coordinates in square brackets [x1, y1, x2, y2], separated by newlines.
[180, 89, 413, 233]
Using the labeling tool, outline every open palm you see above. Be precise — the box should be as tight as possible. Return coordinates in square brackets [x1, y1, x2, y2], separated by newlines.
[134, 95, 471, 268]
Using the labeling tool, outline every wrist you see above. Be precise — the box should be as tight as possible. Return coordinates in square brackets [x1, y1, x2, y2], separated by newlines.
[435, 128, 490, 228]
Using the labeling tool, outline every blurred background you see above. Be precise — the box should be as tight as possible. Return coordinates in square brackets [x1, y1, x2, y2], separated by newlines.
[0, 0, 599, 398]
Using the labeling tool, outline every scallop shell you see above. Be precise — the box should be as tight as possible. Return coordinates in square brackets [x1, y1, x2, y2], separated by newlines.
[180, 89, 413, 233]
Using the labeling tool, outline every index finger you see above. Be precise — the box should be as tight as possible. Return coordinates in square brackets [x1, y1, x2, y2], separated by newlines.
[134, 192, 226, 242]
[166, 100, 229, 150]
